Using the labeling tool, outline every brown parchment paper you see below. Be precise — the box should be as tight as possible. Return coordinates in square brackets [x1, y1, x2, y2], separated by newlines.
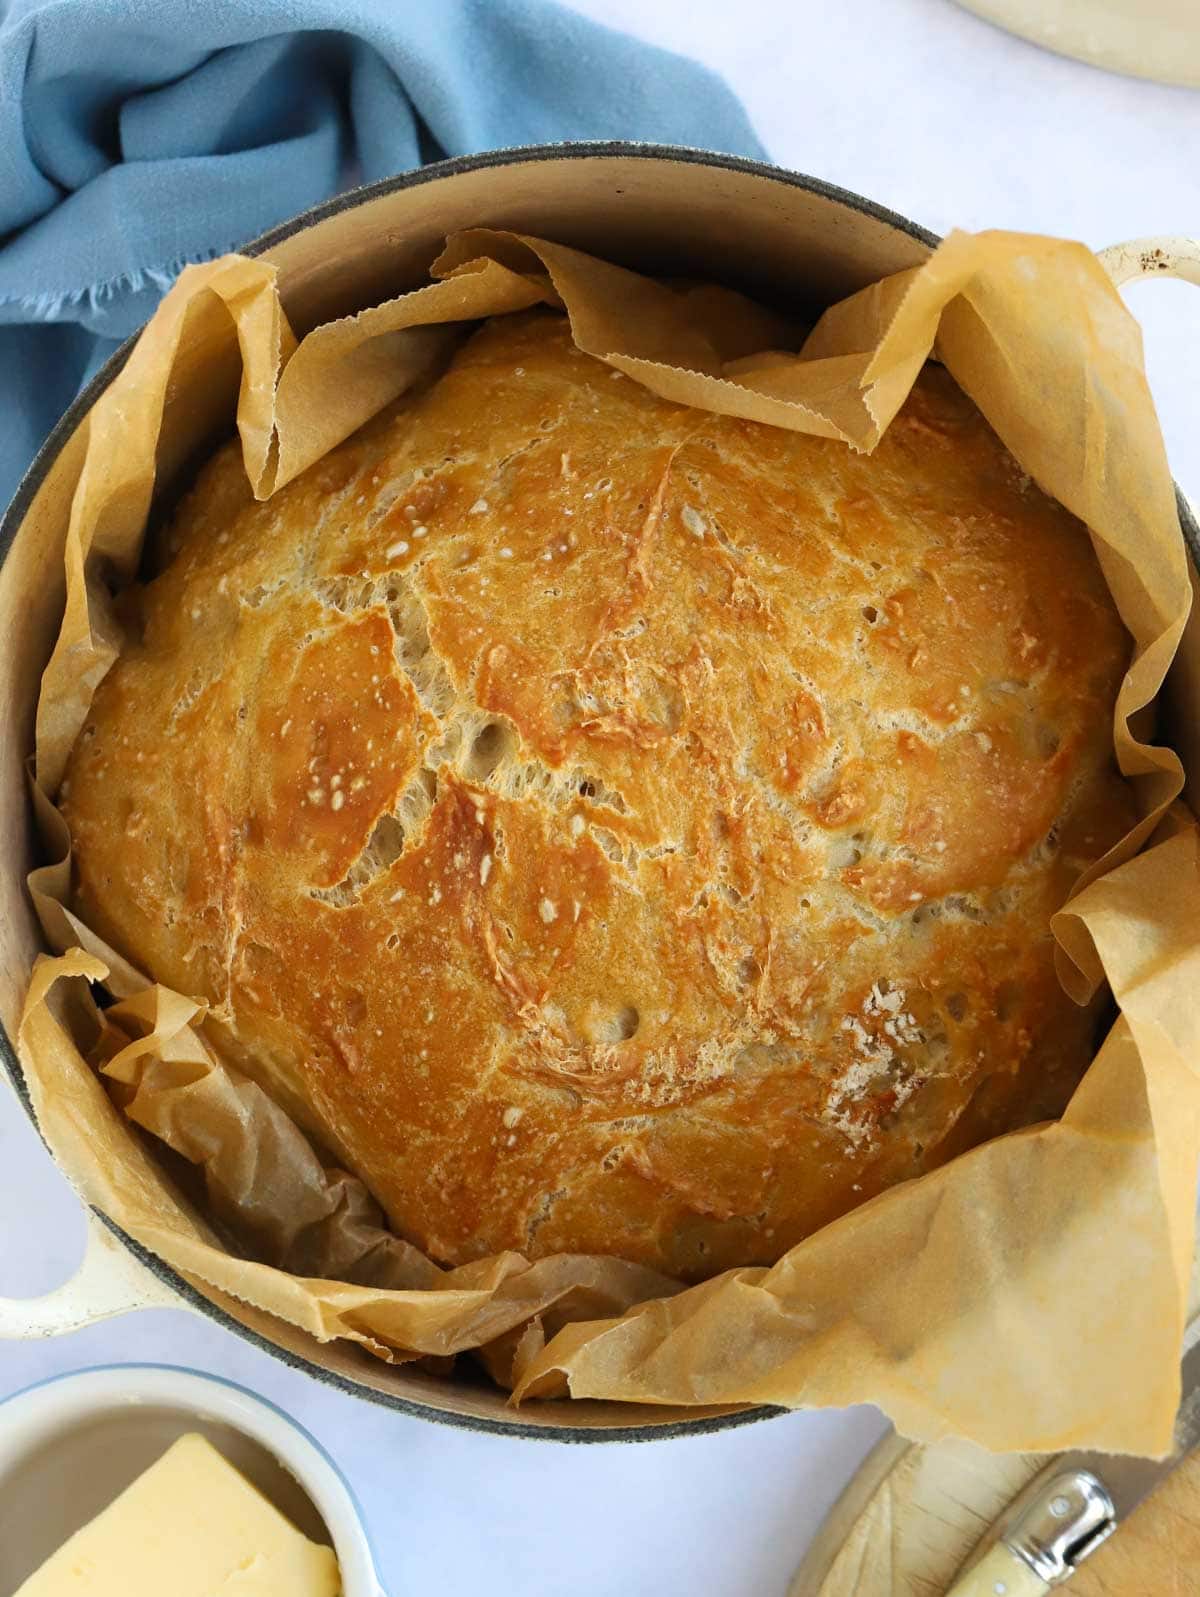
[15, 227, 1200, 1453]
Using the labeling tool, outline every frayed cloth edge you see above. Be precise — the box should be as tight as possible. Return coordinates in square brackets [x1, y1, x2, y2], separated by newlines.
[0, 242, 233, 320]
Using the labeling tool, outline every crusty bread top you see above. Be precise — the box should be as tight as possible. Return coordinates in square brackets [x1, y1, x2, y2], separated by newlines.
[63, 309, 1133, 1281]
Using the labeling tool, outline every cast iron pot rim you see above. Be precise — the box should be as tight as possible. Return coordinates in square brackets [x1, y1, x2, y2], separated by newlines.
[1, 140, 1196, 1443]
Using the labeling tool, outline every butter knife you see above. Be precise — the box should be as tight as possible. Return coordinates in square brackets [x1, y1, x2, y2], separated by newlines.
[945, 1330, 1200, 1595]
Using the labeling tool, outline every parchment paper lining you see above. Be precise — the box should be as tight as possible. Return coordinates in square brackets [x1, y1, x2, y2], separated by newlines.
[17, 227, 1200, 1453]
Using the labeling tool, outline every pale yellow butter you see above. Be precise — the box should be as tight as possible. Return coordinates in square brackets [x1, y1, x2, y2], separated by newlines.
[15, 1432, 341, 1596]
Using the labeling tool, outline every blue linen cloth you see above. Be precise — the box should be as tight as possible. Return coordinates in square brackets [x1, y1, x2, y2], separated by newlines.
[0, 0, 764, 509]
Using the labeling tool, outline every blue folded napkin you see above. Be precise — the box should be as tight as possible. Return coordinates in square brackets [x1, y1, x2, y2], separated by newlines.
[0, 0, 764, 509]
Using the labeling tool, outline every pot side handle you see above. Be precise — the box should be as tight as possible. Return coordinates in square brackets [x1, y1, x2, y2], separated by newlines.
[0, 1210, 181, 1337]
[1097, 235, 1200, 288]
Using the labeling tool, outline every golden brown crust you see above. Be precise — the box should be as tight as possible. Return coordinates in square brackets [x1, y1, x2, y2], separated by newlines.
[62, 309, 1134, 1281]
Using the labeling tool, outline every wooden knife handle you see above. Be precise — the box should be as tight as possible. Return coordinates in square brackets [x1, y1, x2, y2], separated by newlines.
[945, 1544, 1051, 1597]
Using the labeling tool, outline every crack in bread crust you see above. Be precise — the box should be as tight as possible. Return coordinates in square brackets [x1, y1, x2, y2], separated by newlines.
[306, 568, 641, 904]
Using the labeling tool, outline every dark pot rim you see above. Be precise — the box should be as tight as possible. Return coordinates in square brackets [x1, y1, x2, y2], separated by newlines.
[1, 141, 1196, 1443]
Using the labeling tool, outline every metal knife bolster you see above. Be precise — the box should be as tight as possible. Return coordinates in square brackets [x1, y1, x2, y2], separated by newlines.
[996, 1327, 1200, 1586]
[997, 1468, 1117, 1584]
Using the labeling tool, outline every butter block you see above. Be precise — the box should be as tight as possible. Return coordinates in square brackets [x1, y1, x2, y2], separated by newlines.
[15, 1432, 341, 1596]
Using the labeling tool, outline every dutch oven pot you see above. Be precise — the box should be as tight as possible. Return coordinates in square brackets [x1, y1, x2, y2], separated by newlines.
[1, 145, 1197, 1440]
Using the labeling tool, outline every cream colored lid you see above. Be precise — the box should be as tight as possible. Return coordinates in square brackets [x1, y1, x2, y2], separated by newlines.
[953, 0, 1200, 88]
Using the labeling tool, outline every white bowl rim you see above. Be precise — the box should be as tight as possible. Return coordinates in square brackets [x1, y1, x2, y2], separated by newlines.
[0, 1361, 382, 1594]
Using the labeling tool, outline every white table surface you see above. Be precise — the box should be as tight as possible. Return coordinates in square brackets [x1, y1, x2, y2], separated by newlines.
[2, 4, 1198, 1594]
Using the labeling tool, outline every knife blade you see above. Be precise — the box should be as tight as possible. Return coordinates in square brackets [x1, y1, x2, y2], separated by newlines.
[945, 1325, 1200, 1594]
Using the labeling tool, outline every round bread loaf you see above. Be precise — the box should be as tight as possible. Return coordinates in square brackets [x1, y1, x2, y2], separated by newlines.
[63, 309, 1134, 1281]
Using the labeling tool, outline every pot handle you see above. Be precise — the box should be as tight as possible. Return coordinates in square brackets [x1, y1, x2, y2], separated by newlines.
[1097, 235, 1200, 288]
[0, 1209, 181, 1337]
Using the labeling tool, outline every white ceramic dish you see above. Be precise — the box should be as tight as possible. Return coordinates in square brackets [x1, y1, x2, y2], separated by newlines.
[0, 1364, 384, 1596]
[954, 0, 1200, 89]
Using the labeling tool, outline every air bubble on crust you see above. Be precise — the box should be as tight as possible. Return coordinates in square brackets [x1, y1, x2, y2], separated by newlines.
[584, 1004, 640, 1045]
[829, 836, 864, 869]
[466, 718, 516, 780]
